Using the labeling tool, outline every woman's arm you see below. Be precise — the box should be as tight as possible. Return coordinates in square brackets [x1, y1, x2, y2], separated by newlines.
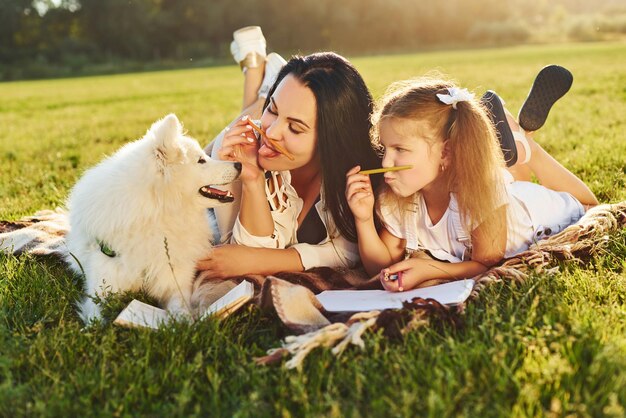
[218, 116, 276, 237]
[208, 223, 360, 278]
[238, 174, 275, 237]
[196, 245, 304, 279]
[291, 233, 360, 270]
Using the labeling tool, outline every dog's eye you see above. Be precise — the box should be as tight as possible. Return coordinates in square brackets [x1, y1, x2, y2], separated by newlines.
[198, 158, 206, 164]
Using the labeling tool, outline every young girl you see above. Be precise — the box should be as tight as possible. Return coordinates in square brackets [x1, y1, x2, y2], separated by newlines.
[345, 77, 598, 291]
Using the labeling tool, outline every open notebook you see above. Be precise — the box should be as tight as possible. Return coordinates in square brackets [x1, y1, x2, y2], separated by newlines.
[113, 280, 254, 329]
[316, 279, 474, 312]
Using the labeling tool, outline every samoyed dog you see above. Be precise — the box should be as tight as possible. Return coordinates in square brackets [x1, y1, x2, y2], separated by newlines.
[66, 114, 241, 323]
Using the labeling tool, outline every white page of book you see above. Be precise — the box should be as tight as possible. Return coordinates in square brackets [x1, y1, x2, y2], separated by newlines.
[200, 280, 254, 319]
[113, 299, 169, 329]
[316, 279, 474, 312]
[114, 280, 254, 329]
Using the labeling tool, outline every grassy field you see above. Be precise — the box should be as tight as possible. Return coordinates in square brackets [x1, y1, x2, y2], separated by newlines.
[1, 42, 625, 417]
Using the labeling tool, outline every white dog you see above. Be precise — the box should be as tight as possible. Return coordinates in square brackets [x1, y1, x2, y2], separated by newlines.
[66, 114, 240, 323]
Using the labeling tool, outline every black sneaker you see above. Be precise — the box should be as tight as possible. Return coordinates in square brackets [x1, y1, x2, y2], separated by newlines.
[481, 90, 517, 167]
[518, 65, 573, 132]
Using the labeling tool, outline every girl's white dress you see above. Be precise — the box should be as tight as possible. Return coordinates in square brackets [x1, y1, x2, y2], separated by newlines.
[378, 171, 585, 263]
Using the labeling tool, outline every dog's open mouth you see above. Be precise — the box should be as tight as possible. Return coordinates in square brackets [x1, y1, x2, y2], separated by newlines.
[199, 186, 234, 203]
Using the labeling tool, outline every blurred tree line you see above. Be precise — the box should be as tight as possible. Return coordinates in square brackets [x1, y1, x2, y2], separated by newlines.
[1, 0, 626, 80]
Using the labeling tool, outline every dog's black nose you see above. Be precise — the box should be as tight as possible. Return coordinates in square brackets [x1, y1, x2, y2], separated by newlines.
[234, 162, 242, 172]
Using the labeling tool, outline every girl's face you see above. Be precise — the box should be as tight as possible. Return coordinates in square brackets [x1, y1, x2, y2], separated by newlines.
[258, 74, 318, 172]
[379, 118, 446, 197]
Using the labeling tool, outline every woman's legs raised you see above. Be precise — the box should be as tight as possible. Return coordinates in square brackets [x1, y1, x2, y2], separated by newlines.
[242, 67, 265, 110]
[208, 28, 289, 239]
[207, 54, 266, 240]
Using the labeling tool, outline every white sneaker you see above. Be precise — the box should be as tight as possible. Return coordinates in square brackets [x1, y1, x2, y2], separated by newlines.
[230, 26, 266, 70]
[258, 53, 287, 99]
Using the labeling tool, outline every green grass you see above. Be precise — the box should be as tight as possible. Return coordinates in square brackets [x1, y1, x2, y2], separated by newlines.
[1, 42, 625, 417]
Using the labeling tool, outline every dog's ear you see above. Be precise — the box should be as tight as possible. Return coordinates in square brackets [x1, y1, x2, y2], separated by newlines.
[151, 114, 183, 169]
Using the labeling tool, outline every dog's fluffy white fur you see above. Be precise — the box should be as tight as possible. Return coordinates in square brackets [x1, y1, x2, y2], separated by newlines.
[66, 114, 240, 323]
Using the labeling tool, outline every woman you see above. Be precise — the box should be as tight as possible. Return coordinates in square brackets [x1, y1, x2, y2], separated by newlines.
[198, 27, 381, 278]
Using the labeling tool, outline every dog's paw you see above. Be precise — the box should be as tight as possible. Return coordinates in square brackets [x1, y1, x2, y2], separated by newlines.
[166, 297, 195, 322]
[77, 297, 103, 324]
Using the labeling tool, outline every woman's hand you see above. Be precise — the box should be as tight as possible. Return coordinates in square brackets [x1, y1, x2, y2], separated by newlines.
[218, 115, 263, 183]
[196, 244, 255, 279]
[345, 165, 375, 223]
[196, 245, 304, 279]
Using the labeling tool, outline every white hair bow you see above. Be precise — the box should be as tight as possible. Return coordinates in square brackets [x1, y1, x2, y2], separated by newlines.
[436, 87, 475, 109]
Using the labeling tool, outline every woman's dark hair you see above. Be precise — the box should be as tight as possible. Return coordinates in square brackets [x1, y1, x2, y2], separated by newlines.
[263, 52, 382, 242]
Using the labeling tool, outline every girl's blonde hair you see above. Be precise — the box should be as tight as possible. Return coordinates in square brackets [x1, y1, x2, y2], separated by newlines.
[371, 76, 506, 241]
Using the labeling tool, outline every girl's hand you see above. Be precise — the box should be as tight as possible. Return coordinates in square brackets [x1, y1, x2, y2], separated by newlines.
[379, 258, 428, 292]
[345, 165, 375, 223]
[218, 115, 263, 183]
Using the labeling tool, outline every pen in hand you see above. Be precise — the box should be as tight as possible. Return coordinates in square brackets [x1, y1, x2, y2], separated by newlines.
[246, 119, 295, 160]
[382, 270, 404, 292]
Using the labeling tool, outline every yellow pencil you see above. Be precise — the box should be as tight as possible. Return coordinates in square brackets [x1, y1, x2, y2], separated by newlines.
[246, 120, 295, 161]
[359, 165, 413, 175]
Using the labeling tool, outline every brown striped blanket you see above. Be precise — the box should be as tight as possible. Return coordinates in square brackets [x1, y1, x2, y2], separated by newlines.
[2, 201, 625, 369]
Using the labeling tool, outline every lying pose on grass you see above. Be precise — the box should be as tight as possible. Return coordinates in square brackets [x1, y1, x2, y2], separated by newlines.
[345, 73, 598, 291]
[198, 26, 382, 278]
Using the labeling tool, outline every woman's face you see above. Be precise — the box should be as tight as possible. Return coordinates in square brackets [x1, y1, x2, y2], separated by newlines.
[258, 74, 318, 172]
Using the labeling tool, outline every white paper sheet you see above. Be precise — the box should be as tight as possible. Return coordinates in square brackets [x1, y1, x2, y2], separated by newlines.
[316, 279, 474, 312]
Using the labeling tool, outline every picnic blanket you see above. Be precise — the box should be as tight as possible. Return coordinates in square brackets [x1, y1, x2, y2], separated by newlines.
[2, 201, 625, 369]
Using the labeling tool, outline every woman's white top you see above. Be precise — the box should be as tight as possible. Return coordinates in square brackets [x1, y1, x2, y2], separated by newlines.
[378, 171, 585, 263]
[231, 170, 360, 269]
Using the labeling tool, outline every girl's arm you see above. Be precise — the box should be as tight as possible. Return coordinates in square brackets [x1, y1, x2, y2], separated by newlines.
[382, 206, 507, 291]
[381, 257, 489, 291]
[470, 206, 507, 267]
[357, 221, 405, 276]
[346, 166, 405, 275]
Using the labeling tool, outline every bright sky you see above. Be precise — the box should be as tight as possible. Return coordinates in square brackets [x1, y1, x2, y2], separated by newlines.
[35, 0, 79, 14]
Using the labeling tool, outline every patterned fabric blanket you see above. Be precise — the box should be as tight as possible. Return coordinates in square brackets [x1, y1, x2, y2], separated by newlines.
[2, 202, 625, 369]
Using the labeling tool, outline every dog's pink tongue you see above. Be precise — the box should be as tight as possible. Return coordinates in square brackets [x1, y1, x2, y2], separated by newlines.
[258, 143, 280, 158]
